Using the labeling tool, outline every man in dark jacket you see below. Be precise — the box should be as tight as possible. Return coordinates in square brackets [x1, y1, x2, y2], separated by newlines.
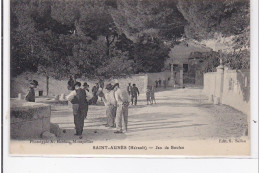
[91, 83, 99, 104]
[131, 84, 139, 106]
[67, 82, 88, 136]
[155, 80, 158, 88]
[158, 78, 162, 87]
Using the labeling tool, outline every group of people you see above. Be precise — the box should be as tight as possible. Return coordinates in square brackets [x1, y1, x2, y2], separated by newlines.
[99, 83, 129, 133]
[155, 78, 170, 89]
[24, 77, 149, 138]
[67, 75, 104, 105]
[66, 81, 130, 137]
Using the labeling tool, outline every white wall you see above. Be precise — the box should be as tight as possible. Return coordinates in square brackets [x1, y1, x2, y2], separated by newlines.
[146, 71, 172, 86]
[10, 73, 149, 98]
[222, 69, 250, 115]
[11, 71, 176, 98]
[203, 69, 250, 115]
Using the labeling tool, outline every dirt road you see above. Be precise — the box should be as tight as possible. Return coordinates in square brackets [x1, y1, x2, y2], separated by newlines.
[51, 86, 248, 142]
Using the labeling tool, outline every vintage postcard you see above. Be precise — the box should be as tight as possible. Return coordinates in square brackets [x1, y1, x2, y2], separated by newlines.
[9, 0, 252, 156]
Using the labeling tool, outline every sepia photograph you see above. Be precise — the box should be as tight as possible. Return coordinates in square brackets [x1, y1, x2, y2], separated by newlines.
[9, 0, 252, 156]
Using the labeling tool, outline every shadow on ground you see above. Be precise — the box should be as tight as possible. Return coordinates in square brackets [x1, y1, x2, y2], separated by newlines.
[58, 128, 127, 142]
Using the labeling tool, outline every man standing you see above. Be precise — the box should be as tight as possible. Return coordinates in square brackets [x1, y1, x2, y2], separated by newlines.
[131, 84, 139, 106]
[98, 79, 104, 101]
[66, 82, 88, 136]
[83, 82, 93, 116]
[158, 78, 162, 87]
[91, 83, 99, 104]
[67, 75, 77, 91]
[83, 82, 93, 102]
[25, 80, 38, 102]
[155, 80, 158, 88]
[114, 83, 129, 133]
[127, 83, 132, 96]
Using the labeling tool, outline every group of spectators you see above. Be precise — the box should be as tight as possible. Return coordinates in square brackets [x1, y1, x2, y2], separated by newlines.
[24, 76, 153, 139]
[67, 76, 103, 105]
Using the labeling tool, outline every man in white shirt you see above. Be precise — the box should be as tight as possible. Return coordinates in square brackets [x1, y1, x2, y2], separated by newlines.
[113, 83, 129, 133]
[82, 82, 93, 120]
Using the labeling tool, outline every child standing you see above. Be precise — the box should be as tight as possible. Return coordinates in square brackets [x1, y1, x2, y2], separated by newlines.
[150, 85, 156, 104]
[146, 86, 151, 105]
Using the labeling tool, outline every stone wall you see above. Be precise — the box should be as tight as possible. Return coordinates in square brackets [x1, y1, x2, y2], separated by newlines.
[203, 67, 250, 115]
[10, 99, 51, 139]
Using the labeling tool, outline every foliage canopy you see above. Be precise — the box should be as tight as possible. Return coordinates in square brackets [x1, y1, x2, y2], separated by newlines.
[11, 0, 250, 79]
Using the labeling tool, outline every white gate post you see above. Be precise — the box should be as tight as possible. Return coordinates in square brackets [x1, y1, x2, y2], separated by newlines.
[214, 64, 224, 104]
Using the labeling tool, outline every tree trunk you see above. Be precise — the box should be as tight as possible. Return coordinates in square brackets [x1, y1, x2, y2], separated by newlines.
[106, 35, 110, 57]
[46, 76, 49, 96]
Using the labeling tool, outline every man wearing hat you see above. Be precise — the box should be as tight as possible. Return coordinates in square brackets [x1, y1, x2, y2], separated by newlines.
[99, 83, 117, 127]
[25, 80, 38, 102]
[83, 82, 93, 102]
[66, 82, 88, 136]
[113, 83, 129, 133]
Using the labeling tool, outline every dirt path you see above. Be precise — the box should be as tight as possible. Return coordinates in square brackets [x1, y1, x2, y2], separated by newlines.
[51, 87, 248, 142]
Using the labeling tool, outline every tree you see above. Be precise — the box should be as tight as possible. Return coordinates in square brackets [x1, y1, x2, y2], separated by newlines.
[177, 0, 249, 40]
[199, 51, 220, 73]
[96, 50, 134, 78]
[177, 0, 250, 70]
[11, 0, 40, 76]
[80, 11, 118, 57]
[129, 35, 170, 73]
[110, 0, 185, 42]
